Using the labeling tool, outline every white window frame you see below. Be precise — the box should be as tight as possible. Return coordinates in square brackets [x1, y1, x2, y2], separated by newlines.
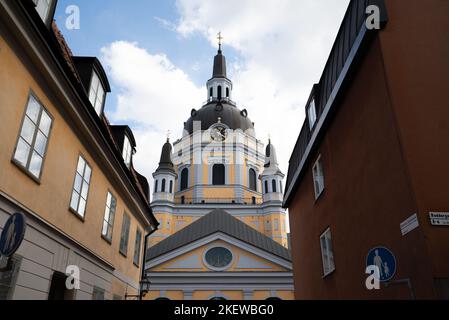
[133, 229, 142, 267]
[101, 191, 117, 242]
[119, 213, 131, 256]
[13, 94, 53, 181]
[122, 135, 132, 168]
[69, 155, 92, 218]
[32, 0, 53, 24]
[88, 71, 105, 115]
[307, 98, 317, 130]
[320, 228, 335, 277]
[312, 155, 325, 200]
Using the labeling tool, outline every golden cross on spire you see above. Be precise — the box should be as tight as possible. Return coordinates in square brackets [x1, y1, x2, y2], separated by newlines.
[217, 32, 223, 50]
[166, 129, 171, 142]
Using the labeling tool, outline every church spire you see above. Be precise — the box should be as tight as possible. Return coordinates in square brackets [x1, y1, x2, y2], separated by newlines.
[212, 34, 227, 78]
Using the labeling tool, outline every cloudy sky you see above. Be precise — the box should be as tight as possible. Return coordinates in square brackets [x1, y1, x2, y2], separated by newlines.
[55, 0, 350, 196]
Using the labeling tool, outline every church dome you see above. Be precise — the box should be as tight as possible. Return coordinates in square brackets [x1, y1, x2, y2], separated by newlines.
[184, 101, 254, 134]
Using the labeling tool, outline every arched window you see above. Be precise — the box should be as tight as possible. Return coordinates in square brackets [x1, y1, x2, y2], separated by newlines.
[265, 297, 282, 301]
[217, 86, 222, 100]
[212, 164, 225, 185]
[272, 179, 277, 193]
[226, 87, 229, 98]
[249, 168, 257, 192]
[280, 181, 283, 194]
[209, 87, 213, 98]
[210, 297, 227, 301]
[264, 180, 269, 194]
[180, 168, 189, 191]
[155, 297, 170, 301]
[169, 180, 173, 193]
[154, 180, 158, 193]
[161, 179, 166, 192]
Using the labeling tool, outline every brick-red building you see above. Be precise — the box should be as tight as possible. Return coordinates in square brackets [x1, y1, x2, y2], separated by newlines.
[283, 0, 449, 299]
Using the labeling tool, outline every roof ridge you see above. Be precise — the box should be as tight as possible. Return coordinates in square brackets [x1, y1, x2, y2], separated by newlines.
[147, 209, 291, 262]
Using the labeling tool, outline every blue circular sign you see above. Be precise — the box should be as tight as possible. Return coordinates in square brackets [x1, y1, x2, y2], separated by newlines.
[366, 246, 396, 282]
[0, 213, 27, 257]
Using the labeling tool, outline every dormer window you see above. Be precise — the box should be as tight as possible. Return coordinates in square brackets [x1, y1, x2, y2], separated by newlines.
[122, 135, 132, 168]
[33, 0, 54, 24]
[89, 71, 105, 115]
[307, 98, 317, 130]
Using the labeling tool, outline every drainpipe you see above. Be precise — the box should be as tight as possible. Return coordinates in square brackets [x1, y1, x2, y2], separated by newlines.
[139, 225, 158, 300]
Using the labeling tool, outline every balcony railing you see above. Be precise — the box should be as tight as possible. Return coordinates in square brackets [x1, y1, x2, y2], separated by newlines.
[177, 197, 263, 205]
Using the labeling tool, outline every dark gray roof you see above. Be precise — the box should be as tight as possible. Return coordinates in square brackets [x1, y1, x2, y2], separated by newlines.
[156, 139, 174, 173]
[147, 209, 292, 261]
[212, 49, 227, 78]
[184, 102, 254, 134]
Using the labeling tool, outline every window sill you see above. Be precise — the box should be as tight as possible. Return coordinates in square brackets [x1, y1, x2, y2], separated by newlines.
[69, 207, 86, 222]
[11, 159, 42, 185]
[101, 235, 112, 245]
[314, 189, 325, 203]
[119, 250, 128, 258]
[322, 269, 336, 279]
[133, 261, 139, 268]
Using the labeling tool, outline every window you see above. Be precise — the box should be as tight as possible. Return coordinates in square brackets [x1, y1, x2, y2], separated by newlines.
[101, 192, 117, 242]
[13, 94, 53, 180]
[122, 135, 132, 168]
[161, 179, 166, 192]
[32, 0, 53, 23]
[312, 156, 325, 199]
[272, 179, 277, 193]
[119, 213, 131, 256]
[320, 228, 335, 276]
[212, 164, 225, 185]
[249, 168, 257, 192]
[69, 156, 92, 218]
[209, 87, 213, 98]
[280, 181, 283, 194]
[274, 219, 279, 231]
[133, 229, 142, 266]
[154, 180, 158, 193]
[169, 180, 173, 193]
[264, 180, 269, 194]
[308, 98, 317, 129]
[217, 86, 222, 100]
[92, 286, 105, 300]
[88, 71, 105, 115]
[181, 196, 185, 204]
[226, 87, 229, 98]
[180, 168, 189, 191]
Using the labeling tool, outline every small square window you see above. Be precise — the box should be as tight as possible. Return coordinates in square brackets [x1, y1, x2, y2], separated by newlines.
[320, 228, 335, 276]
[13, 94, 53, 180]
[101, 192, 117, 242]
[308, 99, 317, 130]
[312, 155, 325, 199]
[70, 156, 92, 218]
[119, 213, 131, 256]
[88, 71, 105, 115]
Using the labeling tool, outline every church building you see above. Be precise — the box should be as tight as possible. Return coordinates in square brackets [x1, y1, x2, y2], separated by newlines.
[144, 42, 294, 300]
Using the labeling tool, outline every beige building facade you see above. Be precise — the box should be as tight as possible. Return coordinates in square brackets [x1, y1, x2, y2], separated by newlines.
[0, 0, 158, 300]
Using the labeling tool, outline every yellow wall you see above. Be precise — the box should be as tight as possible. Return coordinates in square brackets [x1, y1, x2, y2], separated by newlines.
[0, 28, 147, 298]
[151, 240, 288, 272]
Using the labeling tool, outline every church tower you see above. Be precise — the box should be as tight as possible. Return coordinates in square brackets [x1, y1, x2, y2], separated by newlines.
[145, 39, 293, 301]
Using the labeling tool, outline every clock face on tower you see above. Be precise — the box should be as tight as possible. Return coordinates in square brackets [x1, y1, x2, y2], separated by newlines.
[210, 124, 228, 141]
[204, 247, 233, 269]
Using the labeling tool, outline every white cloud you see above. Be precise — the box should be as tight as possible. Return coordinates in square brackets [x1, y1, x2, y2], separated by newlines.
[101, 1, 351, 209]
[175, 0, 350, 176]
[101, 41, 204, 189]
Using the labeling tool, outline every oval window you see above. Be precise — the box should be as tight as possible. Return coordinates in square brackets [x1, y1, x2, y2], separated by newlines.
[205, 247, 233, 269]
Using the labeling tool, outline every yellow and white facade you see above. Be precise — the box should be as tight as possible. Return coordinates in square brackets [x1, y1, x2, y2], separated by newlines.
[145, 46, 293, 300]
